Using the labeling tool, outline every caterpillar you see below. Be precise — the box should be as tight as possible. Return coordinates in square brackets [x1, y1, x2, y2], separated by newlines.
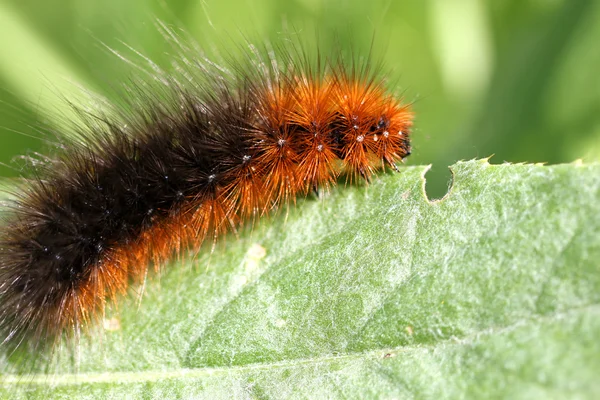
[0, 36, 413, 354]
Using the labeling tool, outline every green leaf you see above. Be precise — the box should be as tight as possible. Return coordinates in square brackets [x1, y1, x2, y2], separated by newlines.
[1, 159, 599, 398]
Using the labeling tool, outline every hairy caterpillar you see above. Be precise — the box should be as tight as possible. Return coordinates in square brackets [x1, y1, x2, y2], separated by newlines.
[0, 33, 413, 354]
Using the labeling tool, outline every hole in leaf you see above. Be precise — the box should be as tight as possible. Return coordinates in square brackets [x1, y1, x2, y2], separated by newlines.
[424, 164, 454, 201]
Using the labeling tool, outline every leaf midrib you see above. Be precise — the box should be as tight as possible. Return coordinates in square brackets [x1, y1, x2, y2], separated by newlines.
[3, 303, 596, 387]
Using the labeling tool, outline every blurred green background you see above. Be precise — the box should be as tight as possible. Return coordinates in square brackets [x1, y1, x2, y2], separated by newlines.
[0, 0, 598, 198]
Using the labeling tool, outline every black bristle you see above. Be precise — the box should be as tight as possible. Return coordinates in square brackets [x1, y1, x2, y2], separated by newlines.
[0, 39, 413, 357]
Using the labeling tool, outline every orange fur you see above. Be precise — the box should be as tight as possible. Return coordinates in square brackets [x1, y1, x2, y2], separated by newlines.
[2, 67, 413, 345]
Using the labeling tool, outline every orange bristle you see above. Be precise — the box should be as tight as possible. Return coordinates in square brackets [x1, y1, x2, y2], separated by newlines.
[0, 40, 414, 353]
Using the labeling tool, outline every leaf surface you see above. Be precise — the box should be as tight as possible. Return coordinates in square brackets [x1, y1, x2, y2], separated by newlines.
[1, 160, 599, 399]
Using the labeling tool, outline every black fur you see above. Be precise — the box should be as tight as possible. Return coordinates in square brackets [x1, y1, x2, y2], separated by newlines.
[0, 43, 412, 355]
